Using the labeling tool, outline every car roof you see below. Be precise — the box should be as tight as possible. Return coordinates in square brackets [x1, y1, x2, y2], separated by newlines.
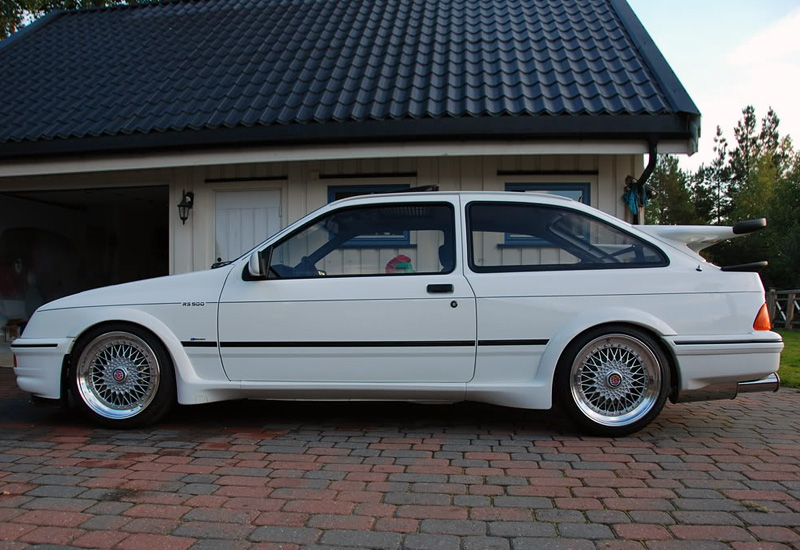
[327, 190, 638, 237]
[333, 190, 577, 206]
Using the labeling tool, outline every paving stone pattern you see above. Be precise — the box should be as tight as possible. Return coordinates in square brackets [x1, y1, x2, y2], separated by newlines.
[0, 368, 799, 549]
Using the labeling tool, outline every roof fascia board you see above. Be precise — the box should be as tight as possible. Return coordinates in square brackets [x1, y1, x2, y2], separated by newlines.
[0, 140, 692, 178]
[0, 113, 698, 160]
[609, 0, 700, 117]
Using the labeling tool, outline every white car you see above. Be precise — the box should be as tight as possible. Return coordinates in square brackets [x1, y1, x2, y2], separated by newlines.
[11, 191, 783, 436]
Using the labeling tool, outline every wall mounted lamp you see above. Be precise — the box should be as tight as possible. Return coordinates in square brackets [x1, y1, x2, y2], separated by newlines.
[177, 190, 194, 225]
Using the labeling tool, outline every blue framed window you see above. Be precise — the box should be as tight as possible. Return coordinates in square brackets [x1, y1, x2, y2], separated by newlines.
[504, 183, 591, 245]
[327, 184, 411, 247]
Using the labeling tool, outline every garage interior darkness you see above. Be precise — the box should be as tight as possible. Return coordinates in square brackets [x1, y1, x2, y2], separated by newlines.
[0, 185, 168, 325]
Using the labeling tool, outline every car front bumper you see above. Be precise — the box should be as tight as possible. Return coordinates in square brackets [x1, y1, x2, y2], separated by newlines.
[10, 338, 72, 400]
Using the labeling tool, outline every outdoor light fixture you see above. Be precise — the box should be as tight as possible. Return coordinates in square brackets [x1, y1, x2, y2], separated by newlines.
[177, 190, 194, 225]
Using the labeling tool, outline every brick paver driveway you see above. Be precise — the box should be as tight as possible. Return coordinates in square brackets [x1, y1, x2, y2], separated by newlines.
[1, 367, 799, 550]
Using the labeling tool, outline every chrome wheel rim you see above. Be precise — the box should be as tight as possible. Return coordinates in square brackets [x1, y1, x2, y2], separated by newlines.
[76, 332, 160, 420]
[570, 334, 661, 427]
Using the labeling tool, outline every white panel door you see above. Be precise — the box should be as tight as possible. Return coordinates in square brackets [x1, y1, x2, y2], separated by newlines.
[215, 190, 281, 263]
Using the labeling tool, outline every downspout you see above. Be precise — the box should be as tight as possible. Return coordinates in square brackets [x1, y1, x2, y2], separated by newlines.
[631, 140, 658, 225]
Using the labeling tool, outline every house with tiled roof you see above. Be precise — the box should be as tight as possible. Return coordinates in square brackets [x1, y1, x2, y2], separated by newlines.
[0, 0, 699, 323]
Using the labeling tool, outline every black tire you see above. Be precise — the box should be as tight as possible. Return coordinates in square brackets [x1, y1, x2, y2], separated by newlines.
[69, 323, 175, 428]
[555, 324, 671, 437]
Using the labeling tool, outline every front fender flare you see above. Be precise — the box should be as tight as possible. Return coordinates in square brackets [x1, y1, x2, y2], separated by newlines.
[59, 307, 203, 402]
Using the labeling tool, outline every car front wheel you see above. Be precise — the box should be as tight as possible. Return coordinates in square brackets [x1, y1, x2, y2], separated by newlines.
[70, 324, 175, 428]
[556, 325, 671, 437]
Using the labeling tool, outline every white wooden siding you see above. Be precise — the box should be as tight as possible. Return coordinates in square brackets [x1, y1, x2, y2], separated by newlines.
[214, 189, 281, 263]
[0, 154, 644, 275]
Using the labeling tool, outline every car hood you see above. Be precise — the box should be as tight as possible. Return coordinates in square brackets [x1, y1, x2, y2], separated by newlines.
[38, 265, 236, 311]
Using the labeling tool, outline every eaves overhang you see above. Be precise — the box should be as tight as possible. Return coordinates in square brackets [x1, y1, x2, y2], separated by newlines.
[0, 112, 700, 162]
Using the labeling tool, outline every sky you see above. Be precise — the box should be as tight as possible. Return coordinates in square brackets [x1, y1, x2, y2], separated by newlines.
[627, 0, 800, 171]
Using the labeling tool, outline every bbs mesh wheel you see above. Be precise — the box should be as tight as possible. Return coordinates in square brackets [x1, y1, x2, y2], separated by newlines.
[556, 325, 671, 437]
[70, 324, 175, 428]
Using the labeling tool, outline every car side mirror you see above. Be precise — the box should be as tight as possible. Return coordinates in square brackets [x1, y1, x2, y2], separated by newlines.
[248, 249, 268, 279]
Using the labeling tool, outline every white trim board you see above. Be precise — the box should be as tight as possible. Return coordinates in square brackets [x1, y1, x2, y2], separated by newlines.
[0, 140, 692, 178]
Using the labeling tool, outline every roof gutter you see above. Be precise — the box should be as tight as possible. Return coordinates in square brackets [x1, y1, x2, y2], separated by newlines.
[0, 113, 698, 161]
[638, 140, 658, 190]
[627, 140, 657, 225]
[0, 139, 692, 179]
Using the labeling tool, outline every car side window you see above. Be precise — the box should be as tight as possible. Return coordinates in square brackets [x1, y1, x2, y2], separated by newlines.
[269, 203, 456, 278]
[468, 202, 666, 272]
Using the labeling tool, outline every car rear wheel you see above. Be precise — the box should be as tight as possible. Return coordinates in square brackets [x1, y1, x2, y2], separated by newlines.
[70, 324, 175, 428]
[556, 325, 671, 436]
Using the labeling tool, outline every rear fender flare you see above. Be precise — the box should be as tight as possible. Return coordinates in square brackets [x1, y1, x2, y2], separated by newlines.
[535, 307, 677, 398]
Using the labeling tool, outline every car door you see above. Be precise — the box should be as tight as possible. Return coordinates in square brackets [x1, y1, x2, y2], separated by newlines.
[217, 197, 477, 383]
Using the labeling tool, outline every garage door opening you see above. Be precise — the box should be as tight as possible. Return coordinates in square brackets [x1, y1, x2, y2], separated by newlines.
[0, 186, 168, 325]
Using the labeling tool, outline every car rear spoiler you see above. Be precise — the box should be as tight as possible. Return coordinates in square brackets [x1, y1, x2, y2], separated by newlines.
[637, 218, 766, 253]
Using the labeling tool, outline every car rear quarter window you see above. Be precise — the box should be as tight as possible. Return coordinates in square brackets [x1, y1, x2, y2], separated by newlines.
[467, 202, 667, 272]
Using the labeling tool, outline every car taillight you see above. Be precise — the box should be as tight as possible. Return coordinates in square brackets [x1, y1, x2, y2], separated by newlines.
[753, 303, 772, 331]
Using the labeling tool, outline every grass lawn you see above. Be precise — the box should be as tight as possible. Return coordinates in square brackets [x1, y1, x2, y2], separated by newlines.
[778, 330, 800, 388]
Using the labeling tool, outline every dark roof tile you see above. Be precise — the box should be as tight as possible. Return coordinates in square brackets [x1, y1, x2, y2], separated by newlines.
[0, 0, 699, 154]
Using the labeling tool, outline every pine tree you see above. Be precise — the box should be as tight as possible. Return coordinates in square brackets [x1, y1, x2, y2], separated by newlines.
[2, 0, 148, 40]
[645, 155, 700, 225]
[766, 155, 800, 288]
[702, 106, 798, 288]
[692, 126, 731, 224]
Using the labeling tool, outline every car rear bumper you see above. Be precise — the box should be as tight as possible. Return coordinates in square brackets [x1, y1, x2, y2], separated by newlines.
[674, 372, 780, 403]
[670, 336, 783, 403]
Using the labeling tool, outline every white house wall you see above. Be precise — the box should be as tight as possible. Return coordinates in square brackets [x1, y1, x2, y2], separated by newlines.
[175, 154, 643, 273]
[0, 154, 644, 276]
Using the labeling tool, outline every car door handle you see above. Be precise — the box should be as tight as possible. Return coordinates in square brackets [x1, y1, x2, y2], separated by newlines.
[427, 284, 454, 294]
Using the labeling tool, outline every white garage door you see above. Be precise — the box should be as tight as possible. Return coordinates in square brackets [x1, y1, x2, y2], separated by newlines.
[215, 189, 281, 263]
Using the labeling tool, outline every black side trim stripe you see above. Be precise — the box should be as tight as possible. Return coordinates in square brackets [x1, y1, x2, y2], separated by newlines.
[182, 341, 219, 348]
[674, 339, 783, 346]
[478, 339, 549, 346]
[9, 343, 58, 349]
[221, 341, 475, 348]
[216, 339, 549, 349]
